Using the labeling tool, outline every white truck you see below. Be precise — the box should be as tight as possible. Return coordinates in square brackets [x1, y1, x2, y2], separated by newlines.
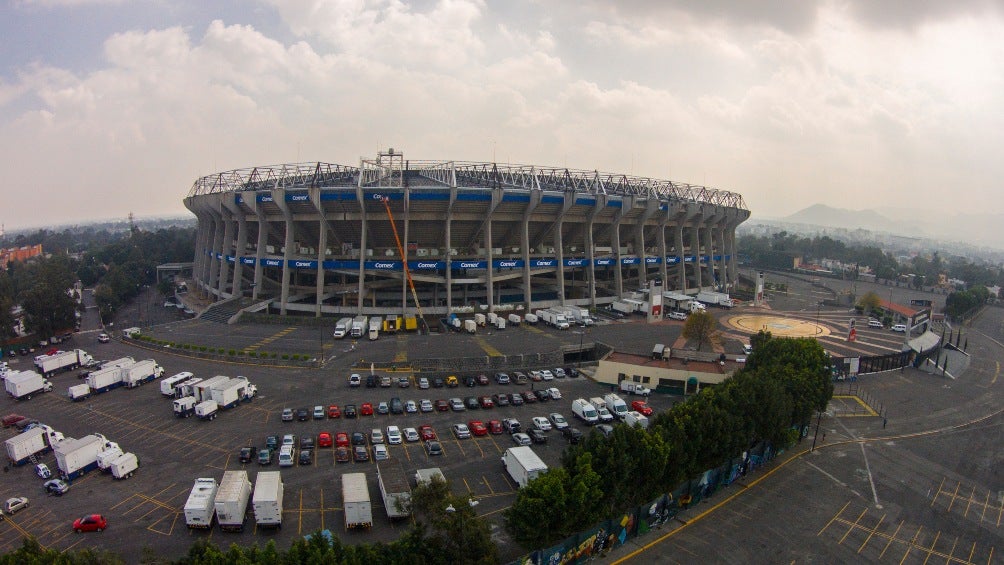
[215, 470, 253, 532]
[474, 313, 486, 326]
[464, 319, 477, 333]
[588, 397, 615, 423]
[350, 316, 369, 338]
[651, 343, 666, 359]
[623, 410, 650, 429]
[161, 372, 194, 396]
[611, 300, 636, 314]
[96, 443, 123, 472]
[688, 300, 707, 313]
[342, 472, 373, 529]
[537, 309, 571, 329]
[5, 370, 53, 400]
[494, 317, 507, 330]
[210, 377, 255, 409]
[109, 452, 139, 479]
[54, 433, 112, 480]
[86, 358, 134, 394]
[523, 312, 538, 325]
[34, 349, 95, 376]
[696, 290, 734, 308]
[252, 471, 284, 528]
[68, 383, 91, 402]
[122, 359, 164, 388]
[175, 377, 204, 399]
[556, 306, 594, 326]
[377, 463, 412, 519]
[5, 425, 63, 466]
[603, 393, 629, 420]
[173, 396, 197, 418]
[571, 398, 599, 425]
[184, 477, 218, 529]
[368, 316, 383, 340]
[502, 446, 548, 488]
[192, 375, 230, 402]
[414, 467, 446, 487]
[333, 317, 353, 339]
[507, 314, 522, 326]
[620, 381, 652, 396]
[195, 400, 219, 421]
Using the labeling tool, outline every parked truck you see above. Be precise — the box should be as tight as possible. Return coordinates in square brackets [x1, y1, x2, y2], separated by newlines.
[623, 410, 650, 429]
[589, 397, 615, 423]
[215, 470, 253, 532]
[556, 306, 594, 326]
[5, 370, 53, 400]
[252, 471, 284, 528]
[122, 359, 164, 388]
[109, 452, 139, 479]
[96, 443, 123, 472]
[210, 377, 255, 409]
[502, 446, 548, 488]
[86, 363, 129, 394]
[611, 300, 636, 315]
[620, 381, 652, 396]
[377, 463, 412, 519]
[173, 396, 197, 418]
[342, 472, 373, 529]
[603, 393, 629, 420]
[350, 316, 368, 338]
[537, 309, 570, 330]
[571, 398, 599, 425]
[696, 290, 734, 308]
[383, 315, 399, 334]
[68, 383, 91, 402]
[195, 400, 219, 421]
[507, 314, 522, 326]
[368, 317, 383, 340]
[333, 317, 353, 339]
[160, 372, 194, 396]
[463, 319, 477, 333]
[192, 375, 229, 402]
[175, 377, 204, 399]
[523, 312, 538, 325]
[5, 425, 63, 466]
[54, 433, 112, 480]
[184, 477, 218, 529]
[34, 349, 95, 376]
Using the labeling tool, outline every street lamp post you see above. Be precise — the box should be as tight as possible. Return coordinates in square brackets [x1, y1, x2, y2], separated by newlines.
[446, 498, 479, 565]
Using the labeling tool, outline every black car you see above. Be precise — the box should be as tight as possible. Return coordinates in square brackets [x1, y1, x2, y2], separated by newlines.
[527, 428, 548, 444]
[534, 389, 551, 402]
[238, 446, 255, 463]
[344, 404, 357, 418]
[562, 427, 583, 444]
[433, 376, 445, 388]
[425, 440, 443, 456]
[464, 375, 477, 387]
[296, 408, 309, 421]
[365, 375, 377, 388]
[353, 445, 369, 462]
[390, 397, 404, 414]
[265, 435, 279, 451]
[298, 449, 313, 465]
[299, 436, 314, 450]
[351, 432, 366, 446]
[509, 392, 524, 406]
[464, 396, 480, 410]
[565, 367, 580, 378]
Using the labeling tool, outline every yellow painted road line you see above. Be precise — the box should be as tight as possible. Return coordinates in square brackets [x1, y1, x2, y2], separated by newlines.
[969, 541, 977, 563]
[880, 520, 905, 559]
[921, 530, 939, 564]
[473, 336, 503, 357]
[245, 327, 297, 351]
[900, 525, 923, 565]
[947, 482, 961, 513]
[932, 477, 946, 507]
[992, 361, 999, 385]
[483, 475, 495, 495]
[839, 508, 868, 544]
[964, 485, 976, 518]
[857, 513, 885, 553]
[946, 536, 959, 565]
[981, 490, 991, 523]
[394, 335, 408, 363]
[320, 488, 325, 532]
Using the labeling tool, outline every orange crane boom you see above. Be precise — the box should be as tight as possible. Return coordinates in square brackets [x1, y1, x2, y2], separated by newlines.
[378, 196, 427, 333]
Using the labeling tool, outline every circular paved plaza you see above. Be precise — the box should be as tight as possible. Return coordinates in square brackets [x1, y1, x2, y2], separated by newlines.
[725, 313, 831, 338]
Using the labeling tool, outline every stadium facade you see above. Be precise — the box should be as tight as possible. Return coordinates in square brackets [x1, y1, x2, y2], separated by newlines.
[185, 150, 749, 317]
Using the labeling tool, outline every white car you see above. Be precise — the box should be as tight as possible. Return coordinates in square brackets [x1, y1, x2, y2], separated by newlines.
[34, 464, 51, 479]
[540, 370, 554, 381]
[452, 423, 471, 439]
[370, 429, 384, 444]
[867, 319, 882, 328]
[404, 400, 418, 413]
[891, 324, 907, 332]
[532, 417, 552, 432]
[418, 377, 430, 389]
[348, 374, 362, 387]
[668, 310, 688, 320]
[3, 496, 29, 515]
[548, 387, 562, 400]
[403, 427, 420, 442]
[372, 444, 389, 461]
[553, 368, 566, 378]
[511, 432, 532, 446]
[548, 413, 569, 430]
[385, 425, 402, 445]
[419, 399, 434, 412]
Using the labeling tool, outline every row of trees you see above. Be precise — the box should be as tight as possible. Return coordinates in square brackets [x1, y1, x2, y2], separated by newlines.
[0, 256, 79, 341]
[503, 332, 833, 548]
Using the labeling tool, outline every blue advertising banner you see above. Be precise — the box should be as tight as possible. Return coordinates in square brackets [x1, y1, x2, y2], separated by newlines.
[288, 259, 317, 269]
[256, 192, 274, 203]
[240, 257, 256, 265]
[493, 259, 524, 269]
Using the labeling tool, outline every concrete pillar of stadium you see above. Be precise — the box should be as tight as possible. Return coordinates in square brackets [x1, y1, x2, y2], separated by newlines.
[611, 198, 628, 298]
[251, 200, 267, 301]
[674, 223, 686, 292]
[704, 224, 716, 290]
[584, 195, 603, 308]
[553, 196, 574, 304]
[485, 214, 495, 309]
[728, 222, 740, 287]
[273, 189, 294, 316]
[691, 216, 702, 290]
[224, 197, 247, 298]
[199, 213, 215, 296]
[356, 179, 368, 314]
[635, 199, 658, 288]
[716, 224, 727, 291]
[657, 204, 672, 290]
[446, 185, 457, 311]
[520, 191, 541, 312]
[401, 189, 410, 314]
[217, 204, 235, 298]
[316, 220, 327, 317]
[208, 212, 224, 301]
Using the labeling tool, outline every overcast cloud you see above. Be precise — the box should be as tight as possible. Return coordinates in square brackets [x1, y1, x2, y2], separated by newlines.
[2, 0, 1002, 235]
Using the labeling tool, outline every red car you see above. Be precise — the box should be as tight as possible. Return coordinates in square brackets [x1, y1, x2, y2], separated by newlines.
[327, 405, 341, 418]
[478, 396, 494, 409]
[631, 400, 654, 416]
[335, 432, 350, 447]
[360, 402, 374, 416]
[435, 399, 449, 412]
[317, 432, 333, 448]
[468, 420, 488, 436]
[488, 419, 503, 435]
[419, 425, 437, 441]
[73, 514, 107, 533]
[1, 414, 26, 428]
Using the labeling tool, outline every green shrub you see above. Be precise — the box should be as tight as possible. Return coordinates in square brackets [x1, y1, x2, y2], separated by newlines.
[199, 346, 207, 352]
[228, 349, 236, 356]
[282, 354, 289, 360]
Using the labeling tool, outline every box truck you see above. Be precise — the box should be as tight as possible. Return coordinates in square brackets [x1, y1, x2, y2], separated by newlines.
[86, 364, 127, 394]
[252, 471, 284, 528]
[195, 400, 218, 421]
[377, 463, 412, 519]
[342, 472, 373, 529]
[67, 383, 91, 402]
[210, 377, 254, 409]
[34, 349, 95, 376]
[192, 375, 229, 402]
[109, 452, 139, 479]
[537, 309, 570, 329]
[696, 290, 734, 308]
[333, 317, 353, 339]
[556, 306, 594, 326]
[184, 478, 218, 529]
[215, 470, 253, 532]
[502, 446, 548, 488]
[5, 425, 63, 466]
[173, 396, 197, 418]
[96, 443, 123, 472]
[523, 312, 538, 325]
[5, 370, 53, 400]
[54, 433, 111, 480]
[464, 319, 477, 333]
[161, 372, 194, 396]
[589, 397, 615, 423]
[368, 317, 383, 340]
[122, 359, 164, 388]
[175, 377, 203, 398]
[350, 316, 368, 338]
[623, 410, 650, 429]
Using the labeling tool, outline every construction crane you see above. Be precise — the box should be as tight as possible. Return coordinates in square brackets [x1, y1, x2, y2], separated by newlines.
[377, 196, 428, 334]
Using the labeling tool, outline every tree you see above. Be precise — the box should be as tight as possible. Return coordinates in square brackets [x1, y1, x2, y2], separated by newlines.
[681, 310, 718, 351]
[411, 477, 497, 565]
[857, 291, 882, 314]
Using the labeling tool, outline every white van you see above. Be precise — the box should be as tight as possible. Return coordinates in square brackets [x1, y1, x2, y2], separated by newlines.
[571, 399, 599, 425]
[278, 445, 294, 467]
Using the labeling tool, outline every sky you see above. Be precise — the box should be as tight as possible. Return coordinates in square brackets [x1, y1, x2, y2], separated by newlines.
[2, 0, 1003, 232]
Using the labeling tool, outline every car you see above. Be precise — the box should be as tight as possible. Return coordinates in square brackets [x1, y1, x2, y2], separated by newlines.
[34, 463, 51, 479]
[258, 448, 273, 465]
[370, 429, 384, 444]
[278, 445, 295, 467]
[403, 427, 420, 442]
[404, 400, 418, 413]
[488, 419, 503, 435]
[327, 404, 341, 418]
[386, 425, 402, 445]
[512, 432, 532, 446]
[464, 396, 480, 410]
[419, 425, 437, 441]
[867, 319, 883, 328]
[513, 371, 528, 384]
[540, 369, 554, 381]
[377, 401, 390, 415]
[891, 324, 908, 332]
[281, 408, 294, 422]
[44, 479, 70, 496]
[418, 377, 430, 389]
[360, 402, 374, 416]
[503, 418, 521, 433]
[73, 514, 107, 533]
[463, 375, 477, 387]
[668, 310, 688, 320]
[420, 399, 434, 412]
[389, 397, 404, 414]
[446, 375, 459, 387]
[532, 416, 552, 431]
[479, 395, 494, 409]
[631, 400, 653, 416]
[529, 370, 543, 382]
[318, 432, 333, 448]
[313, 405, 325, 419]
[435, 399, 450, 412]
[452, 423, 471, 439]
[97, 333, 110, 343]
[373, 444, 389, 461]
[742, 344, 753, 355]
[351, 432, 366, 446]
[527, 428, 548, 444]
[380, 376, 392, 387]
[365, 375, 377, 388]
[265, 435, 279, 450]
[433, 376, 445, 388]
[548, 387, 562, 400]
[3, 497, 29, 515]
[296, 408, 309, 421]
[553, 367, 566, 378]
[476, 373, 489, 386]
[298, 449, 313, 465]
[335, 446, 350, 463]
[565, 367, 580, 378]
[282, 433, 296, 447]
[468, 420, 488, 436]
[521, 391, 537, 403]
[534, 389, 551, 402]
[15, 419, 40, 432]
[239, 446, 255, 463]
[344, 404, 358, 418]
[493, 393, 510, 407]
[509, 392, 524, 406]
[354, 445, 370, 462]
[562, 427, 584, 443]
[335, 432, 350, 447]
[449, 398, 465, 411]
[548, 413, 569, 430]
[397, 376, 411, 388]
[595, 424, 615, 438]
[348, 374, 362, 387]
[425, 440, 443, 456]
[495, 372, 510, 384]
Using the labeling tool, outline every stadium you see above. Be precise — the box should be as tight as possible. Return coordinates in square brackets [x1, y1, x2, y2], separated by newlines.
[184, 149, 749, 319]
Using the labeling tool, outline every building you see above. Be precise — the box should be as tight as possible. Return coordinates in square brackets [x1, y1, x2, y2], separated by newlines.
[0, 244, 43, 268]
[593, 351, 742, 395]
[185, 150, 750, 317]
